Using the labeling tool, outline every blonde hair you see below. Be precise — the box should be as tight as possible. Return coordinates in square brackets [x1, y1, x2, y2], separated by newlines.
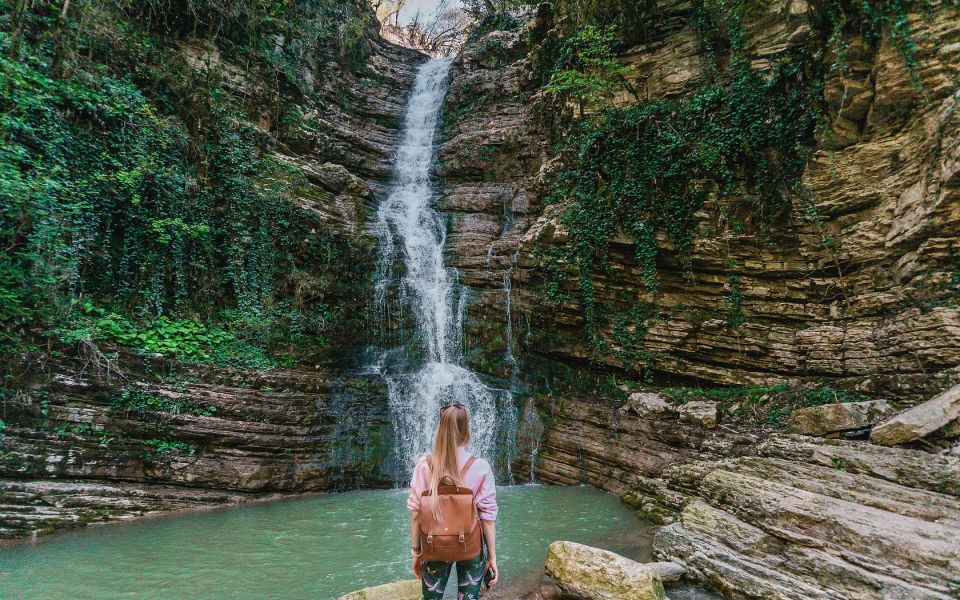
[428, 403, 471, 522]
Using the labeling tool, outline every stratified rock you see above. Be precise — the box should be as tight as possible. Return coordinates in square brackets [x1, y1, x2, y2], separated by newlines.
[337, 579, 421, 600]
[652, 449, 960, 599]
[544, 541, 671, 600]
[678, 402, 718, 429]
[787, 399, 893, 436]
[871, 384, 960, 445]
[757, 434, 960, 496]
[442, 0, 960, 406]
[0, 363, 394, 540]
[536, 400, 710, 493]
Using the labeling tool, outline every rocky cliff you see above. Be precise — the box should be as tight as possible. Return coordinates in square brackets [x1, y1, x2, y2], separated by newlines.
[438, 3, 960, 597]
[440, 0, 960, 403]
[0, 4, 424, 540]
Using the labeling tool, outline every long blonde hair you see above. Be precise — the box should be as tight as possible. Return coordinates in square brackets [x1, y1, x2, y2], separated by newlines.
[428, 402, 470, 521]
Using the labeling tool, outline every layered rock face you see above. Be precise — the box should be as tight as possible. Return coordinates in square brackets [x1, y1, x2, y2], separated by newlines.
[0, 23, 423, 541]
[440, 1, 960, 402]
[0, 358, 394, 539]
[534, 395, 960, 598]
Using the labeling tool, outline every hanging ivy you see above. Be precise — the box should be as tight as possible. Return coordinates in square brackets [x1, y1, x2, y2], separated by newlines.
[0, 0, 374, 359]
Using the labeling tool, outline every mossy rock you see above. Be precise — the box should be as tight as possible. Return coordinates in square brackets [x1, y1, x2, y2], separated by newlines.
[337, 579, 421, 600]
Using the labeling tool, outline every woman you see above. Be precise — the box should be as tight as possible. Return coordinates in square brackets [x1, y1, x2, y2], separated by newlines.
[407, 402, 499, 599]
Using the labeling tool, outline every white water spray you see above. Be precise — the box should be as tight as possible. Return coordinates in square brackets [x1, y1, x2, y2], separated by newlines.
[375, 59, 510, 475]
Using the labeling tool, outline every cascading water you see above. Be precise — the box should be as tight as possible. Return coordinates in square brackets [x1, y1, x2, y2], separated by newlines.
[374, 59, 513, 477]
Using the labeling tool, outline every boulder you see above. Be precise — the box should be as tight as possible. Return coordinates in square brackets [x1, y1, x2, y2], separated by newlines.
[871, 384, 960, 446]
[787, 400, 893, 437]
[337, 579, 420, 600]
[544, 541, 673, 600]
[622, 392, 675, 419]
[678, 402, 718, 429]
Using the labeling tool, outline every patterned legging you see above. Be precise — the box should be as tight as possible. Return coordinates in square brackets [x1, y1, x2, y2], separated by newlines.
[420, 550, 486, 600]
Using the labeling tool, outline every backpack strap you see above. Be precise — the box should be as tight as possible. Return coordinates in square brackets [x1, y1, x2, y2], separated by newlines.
[424, 454, 477, 482]
[460, 455, 478, 479]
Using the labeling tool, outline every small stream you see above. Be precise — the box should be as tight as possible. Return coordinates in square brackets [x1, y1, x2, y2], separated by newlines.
[1, 486, 667, 599]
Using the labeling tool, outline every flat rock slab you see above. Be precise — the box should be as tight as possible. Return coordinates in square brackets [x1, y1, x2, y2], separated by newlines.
[787, 399, 893, 436]
[651, 441, 960, 599]
[545, 540, 672, 600]
[871, 383, 960, 445]
[337, 579, 420, 600]
[678, 402, 718, 429]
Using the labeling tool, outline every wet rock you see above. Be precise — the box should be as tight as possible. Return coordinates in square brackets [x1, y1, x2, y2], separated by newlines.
[0, 480, 256, 539]
[871, 384, 960, 445]
[0, 363, 395, 540]
[337, 579, 420, 600]
[678, 402, 718, 429]
[544, 541, 671, 600]
[787, 399, 893, 437]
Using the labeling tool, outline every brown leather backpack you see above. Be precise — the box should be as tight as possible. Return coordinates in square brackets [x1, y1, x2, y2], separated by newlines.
[419, 455, 482, 562]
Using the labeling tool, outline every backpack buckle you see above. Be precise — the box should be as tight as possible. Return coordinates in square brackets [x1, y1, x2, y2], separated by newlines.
[427, 534, 433, 545]
[458, 534, 465, 543]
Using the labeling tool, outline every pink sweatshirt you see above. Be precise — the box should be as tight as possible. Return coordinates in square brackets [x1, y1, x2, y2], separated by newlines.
[407, 447, 499, 521]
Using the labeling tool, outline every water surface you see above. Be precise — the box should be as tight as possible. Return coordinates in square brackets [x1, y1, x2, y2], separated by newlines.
[1, 485, 656, 599]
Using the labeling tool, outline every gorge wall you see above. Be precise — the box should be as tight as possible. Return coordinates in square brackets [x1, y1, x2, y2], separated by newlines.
[437, 5, 960, 596]
[439, 0, 960, 403]
[0, 1, 425, 539]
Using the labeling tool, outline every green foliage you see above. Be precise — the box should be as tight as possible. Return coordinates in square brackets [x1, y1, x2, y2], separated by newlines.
[724, 271, 746, 328]
[59, 302, 295, 369]
[659, 382, 868, 425]
[611, 304, 660, 379]
[144, 437, 195, 459]
[815, 0, 953, 92]
[799, 384, 867, 406]
[95, 314, 231, 361]
[109, 388, 217, 417]
[468, 12, 522, 44]
[559, 0, 658, 46]
[544, 25, 634, 115]
[0, 1, 374, 361]
[544, 58, 817, 350]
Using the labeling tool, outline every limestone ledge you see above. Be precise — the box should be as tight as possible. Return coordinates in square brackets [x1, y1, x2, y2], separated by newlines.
[534, 396, 960, 598]
[0, 359, 395, 540]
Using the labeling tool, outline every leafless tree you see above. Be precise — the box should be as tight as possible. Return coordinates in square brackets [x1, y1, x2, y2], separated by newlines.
[371, 0, 407, 27]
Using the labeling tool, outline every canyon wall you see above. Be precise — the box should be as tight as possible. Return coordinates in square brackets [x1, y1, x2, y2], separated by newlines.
[0, 11, 424, 539]
[440, 0, 960, 403]
[439, 6, 960, 596]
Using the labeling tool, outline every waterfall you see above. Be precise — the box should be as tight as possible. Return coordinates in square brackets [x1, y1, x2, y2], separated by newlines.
[374, 59, 512, 477]
[503, 251, 519, 372]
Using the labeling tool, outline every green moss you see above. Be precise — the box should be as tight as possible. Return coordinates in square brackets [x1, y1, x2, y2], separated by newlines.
[144, 438, 195, 459]
[108, 388, 217, 418]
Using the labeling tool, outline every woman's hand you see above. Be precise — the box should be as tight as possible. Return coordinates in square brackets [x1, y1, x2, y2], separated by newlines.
[486, 557, 499, 588]
[412, 554, 423, 580]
